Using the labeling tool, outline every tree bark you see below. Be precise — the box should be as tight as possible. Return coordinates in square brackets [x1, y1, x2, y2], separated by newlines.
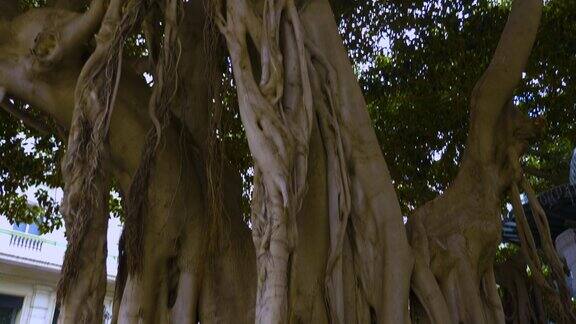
[0, 2, 256, 323]
[3, 0, 572, 323]
[218, 0, 413, 322]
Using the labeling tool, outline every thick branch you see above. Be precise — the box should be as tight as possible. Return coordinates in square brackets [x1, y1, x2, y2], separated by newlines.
[470, 0, 542, 129]
[0, 99, 51, 136]
[61, 0, 107, 49]
[34, 0, 107, 67]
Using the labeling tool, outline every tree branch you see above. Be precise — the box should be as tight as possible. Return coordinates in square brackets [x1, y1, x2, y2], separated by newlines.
[60, 0, 108, 49]
[0, 99, 52, 136]
[470, 0, 542, 122]
[34, 0, 107, 68]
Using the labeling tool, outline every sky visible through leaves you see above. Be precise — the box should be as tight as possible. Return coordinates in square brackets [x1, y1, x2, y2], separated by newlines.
[1, 0, 575, 232]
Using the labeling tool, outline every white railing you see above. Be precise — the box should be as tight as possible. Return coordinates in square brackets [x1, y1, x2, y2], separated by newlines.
[0, 228, 62, 268]
[0, 227, 118, 277]
[9, 231, 44, 251]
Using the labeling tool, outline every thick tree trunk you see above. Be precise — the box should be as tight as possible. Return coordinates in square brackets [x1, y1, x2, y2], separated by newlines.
[218, 0, 413, 322]
[0, 2, 256, 323]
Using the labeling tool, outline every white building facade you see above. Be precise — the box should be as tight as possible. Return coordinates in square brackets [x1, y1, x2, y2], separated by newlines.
[0, 216, 121, 324]
[556, 228, 576, 297]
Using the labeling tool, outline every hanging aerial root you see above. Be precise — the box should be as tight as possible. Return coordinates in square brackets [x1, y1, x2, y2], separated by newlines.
[510, 181, 576, 323]
[521, 177, 576, 322]
[306, 42, 351, 324]
[219, 0, 415, 322]
[215, 0, 315, 321]
[495, 253, 539, 323]
[111, 228, 128, 324]
[58, 0, 146, 304]
[124, 0, 182, 275]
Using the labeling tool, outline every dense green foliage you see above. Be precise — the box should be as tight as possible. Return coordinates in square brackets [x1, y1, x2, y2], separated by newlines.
[1, 0, 575, 230]
[0, 101, 63, 231]
[340, 0, 576, 212]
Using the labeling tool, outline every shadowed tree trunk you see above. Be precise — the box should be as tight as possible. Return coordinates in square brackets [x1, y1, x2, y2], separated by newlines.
[495, 253, 545, 324]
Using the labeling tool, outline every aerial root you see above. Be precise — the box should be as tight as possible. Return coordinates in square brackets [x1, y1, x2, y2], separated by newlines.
[58, 0, 146, 304]
[510, 179, 576, 323]
[124, 0, 182, 275]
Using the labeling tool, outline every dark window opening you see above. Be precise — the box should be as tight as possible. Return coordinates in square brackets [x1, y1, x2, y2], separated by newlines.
[0, 294, 23, 324]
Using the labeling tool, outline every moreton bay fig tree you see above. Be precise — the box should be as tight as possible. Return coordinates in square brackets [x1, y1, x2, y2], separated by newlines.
[0, 0, 573, 323]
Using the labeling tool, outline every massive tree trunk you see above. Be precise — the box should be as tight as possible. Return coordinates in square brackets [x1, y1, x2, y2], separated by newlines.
[217, 0, 413, 322]
[0, 1, 256, 323]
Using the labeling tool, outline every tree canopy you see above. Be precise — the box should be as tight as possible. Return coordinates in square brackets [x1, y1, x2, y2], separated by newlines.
[1, 0, 575, 225]
[1, 0, 574, 322]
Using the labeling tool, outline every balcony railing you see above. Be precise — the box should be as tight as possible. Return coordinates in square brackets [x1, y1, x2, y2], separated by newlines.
[10, 232, 43, 250]
[0, 228, 59, 253]
[0, 227, 118, 277]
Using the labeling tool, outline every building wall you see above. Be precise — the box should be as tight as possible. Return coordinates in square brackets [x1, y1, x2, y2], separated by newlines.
[556, 228, 576, 297]
[0, 216, 120, 323]
[0, 277, 114, 324]
[0, 279, 58, 324]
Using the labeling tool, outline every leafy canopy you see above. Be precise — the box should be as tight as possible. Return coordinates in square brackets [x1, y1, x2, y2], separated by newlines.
[1, 0, 575, 230]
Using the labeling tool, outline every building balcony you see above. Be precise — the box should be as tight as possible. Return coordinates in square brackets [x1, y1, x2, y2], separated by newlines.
[0, 216, 120, 324]
[0, 218, 119, 279]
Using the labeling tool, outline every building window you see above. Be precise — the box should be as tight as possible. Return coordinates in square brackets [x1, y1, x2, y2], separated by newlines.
[12, 223, 41, 235]
[0, 294, 23, 324]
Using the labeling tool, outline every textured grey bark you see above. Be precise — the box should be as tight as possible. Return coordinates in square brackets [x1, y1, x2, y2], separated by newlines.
[217, 0, 413, 322]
